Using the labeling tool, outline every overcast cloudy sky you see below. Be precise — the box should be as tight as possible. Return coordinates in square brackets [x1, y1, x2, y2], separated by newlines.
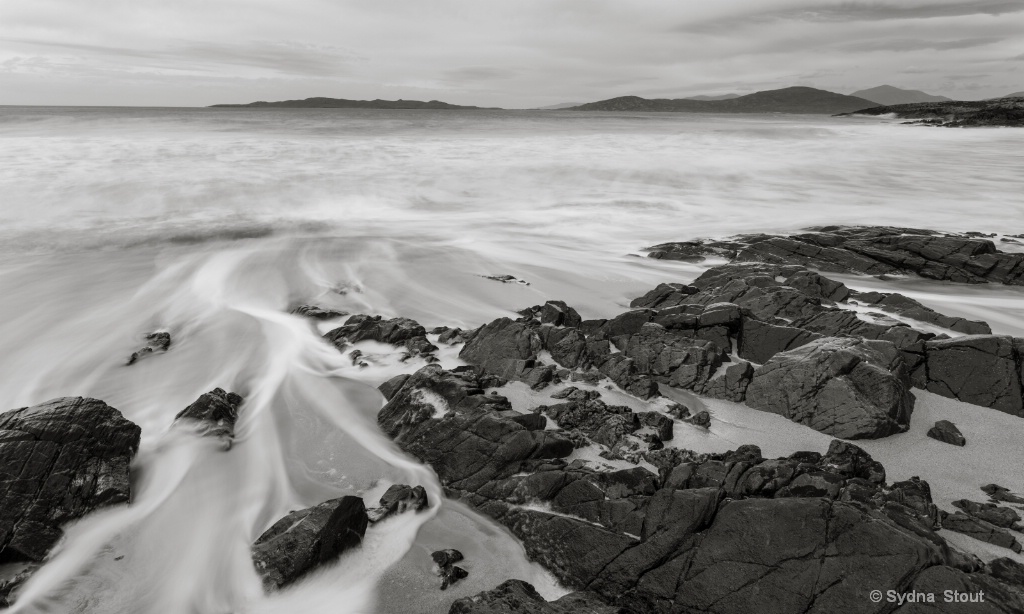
[0, 0, 1021, 107]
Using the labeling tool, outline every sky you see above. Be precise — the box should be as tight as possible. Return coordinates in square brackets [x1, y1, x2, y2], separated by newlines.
[0, 0, 1021, 107]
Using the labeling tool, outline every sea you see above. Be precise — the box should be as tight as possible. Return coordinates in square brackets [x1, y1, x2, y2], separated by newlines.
[1, 106, 1023, 613]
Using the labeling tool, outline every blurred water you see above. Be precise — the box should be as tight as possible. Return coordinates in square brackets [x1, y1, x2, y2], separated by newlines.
[0, 107, 1023, 613]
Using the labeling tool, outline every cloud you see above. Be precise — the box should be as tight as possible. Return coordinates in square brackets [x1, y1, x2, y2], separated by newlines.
[840, 36, 1002, 52]
[0, 38, 361, 78]
[439, 66, 518, 84]
[0, 0, 1021, 105]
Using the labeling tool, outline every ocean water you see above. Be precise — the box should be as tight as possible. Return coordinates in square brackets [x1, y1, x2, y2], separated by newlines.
[1, 106, 1023, 613]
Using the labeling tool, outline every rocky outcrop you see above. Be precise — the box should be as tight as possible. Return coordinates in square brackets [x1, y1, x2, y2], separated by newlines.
[377, 365, 1024, 614]
[941, 511, 1022, 554]
[643, 226, 1024, 286]
[126, 331, 171, 365]
[291, 304, 348, 319]
[432, 549, 468, 590]
[927, 420, 966, 446]
[916, 336, 1024, 417]
[745, 337, 914, 439]
[0, 398, 141, 563]
[367, 484, 428, 523]
[453, 255, 1024, 429]
[251, 496, 368, 591]
[449, 579, 622, 613]
[324, 314, 437, 359]
[173, 388, 243, 448]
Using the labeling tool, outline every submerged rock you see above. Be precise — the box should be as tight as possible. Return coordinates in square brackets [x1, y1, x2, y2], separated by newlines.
[251, 496, 368, 591]
[745, 337, 914, 439]
[291, 304, 349, 319]
[431, 548, 468, 590]
[126, 331, 171, 365]
[927, 420, 966, 446]
[173, 388, 243, 448]
[0, 397, 141, 562]
[367, 484, 428, 523]
[324, 314, 435, 358]
[480, 274, 530, 285]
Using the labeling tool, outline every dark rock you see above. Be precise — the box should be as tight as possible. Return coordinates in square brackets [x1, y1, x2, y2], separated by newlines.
[726, 226, 1024, 285]
[377, 366, 573, 494]
[379, 374, 411, 401]
[645, 240, 735, 262]
[459, 318, 549, 385]
[738, 318, 821, 364]
[542, 396, 639, 451]
[638, 412, 674, 441]
[896, 564, 1024, 613]
[323, 314, 428, 351]
[0, 398, 141, 562]
[431, 548, 468, 589]
[919, 335, 1024, 416]
[685, 410, 711, 429]
[126, 331, 171, 365]
[375, 363, 1019, 614]
[700, 361, 754, 402]
[982, 484, 1024, 505]
[927, 420, 966, 446]
[448, 579, 623, 613]
[367, 484, 428, 523]
[951, 499, 1021, 529]
[481, 274, 530, 285]
[745, 337, 914, 439]
[0, 563, 37, 608]
[941, 510, 1022, 553]
[847, 290, 991, 335]
[519, 300, 583, 328]
[989, 557, 1024, 586]
[251, 496, 368, 591]
[291, 304, 348, 319]
[173, 388, 243, 448]
[438, 327, 466, 344]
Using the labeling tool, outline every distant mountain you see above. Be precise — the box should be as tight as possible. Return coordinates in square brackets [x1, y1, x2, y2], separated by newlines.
[998, 91, 1024, 99]
[210, 97, 492, 109]
[839, 98, 1024, 127]
[850, 85, 951, 106]
[533, 102, 584, 110]
[566, 87, 876, 114]
[684, 94, 740, 101]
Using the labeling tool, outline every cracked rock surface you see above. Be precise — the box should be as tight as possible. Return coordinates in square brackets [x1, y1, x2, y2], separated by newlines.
[0, 397, 141, 564]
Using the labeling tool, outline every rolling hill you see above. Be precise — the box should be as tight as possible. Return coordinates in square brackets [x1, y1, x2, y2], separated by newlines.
[851, 85, 951, 105]
[566, 86, 877, 114]
[210, 97, 490, 109]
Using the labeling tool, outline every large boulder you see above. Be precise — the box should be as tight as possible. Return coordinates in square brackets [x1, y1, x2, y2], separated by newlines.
[745, 337, 914, 439]
[251, 496, 368, 591]
[918, 336, 1024, 416]
[459, 318, 553, 387]
[323, 314, 435, 357]
[0, 397, 141, 562]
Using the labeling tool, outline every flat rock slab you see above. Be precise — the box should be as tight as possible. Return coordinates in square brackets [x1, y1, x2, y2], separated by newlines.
[252, 496, 368, 591]
[449, 579, 622, 613]
[0, 397, 141, 562]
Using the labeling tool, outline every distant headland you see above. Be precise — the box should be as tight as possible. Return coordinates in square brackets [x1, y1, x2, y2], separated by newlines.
[210, 97, 494, 110]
